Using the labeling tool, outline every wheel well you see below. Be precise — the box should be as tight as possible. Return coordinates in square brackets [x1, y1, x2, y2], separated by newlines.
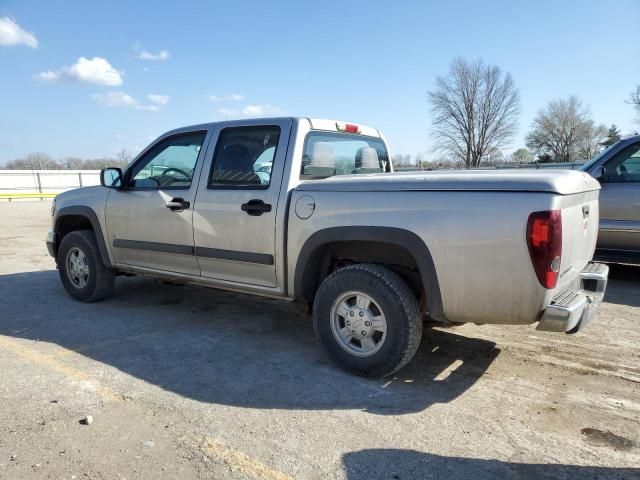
[300, 241, 424, 307]
[55, 215, 94, 244]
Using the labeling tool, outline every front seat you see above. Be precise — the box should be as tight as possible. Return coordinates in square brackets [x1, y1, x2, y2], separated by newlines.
[211, 144, 261, 185]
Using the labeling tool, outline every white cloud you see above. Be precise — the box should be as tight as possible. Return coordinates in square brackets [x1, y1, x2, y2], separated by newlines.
[147, 94, 170, 106]
[91, 91, 168, 112]
[35, 71, 59, 81]
[91, 91, 136, 107]
[135, 44, 170, 61]
[0, 17, 38, 48]
[217, 104, 283, 119]
[209, 93, 244, 102]
[242, 104, 282, 116]
[138, 50, 170, 61]
[36, 57, 123, 86]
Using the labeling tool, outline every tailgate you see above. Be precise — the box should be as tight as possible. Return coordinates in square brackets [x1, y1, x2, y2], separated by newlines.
[556, 190, 600, 291]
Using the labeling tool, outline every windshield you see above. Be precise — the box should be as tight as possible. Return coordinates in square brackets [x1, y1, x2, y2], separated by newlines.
[580, 142, 619, 171]
[300, 132, 390, 179]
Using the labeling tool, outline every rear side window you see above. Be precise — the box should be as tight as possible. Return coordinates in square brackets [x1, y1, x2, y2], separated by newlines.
[208, 126, 280, 189]
[301, 132, 389, 179]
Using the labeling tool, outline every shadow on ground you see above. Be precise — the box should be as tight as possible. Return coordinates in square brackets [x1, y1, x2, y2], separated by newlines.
[0, 270, 500, 415]
[342, 448, 640, 480]
[604, 265, 640, 307]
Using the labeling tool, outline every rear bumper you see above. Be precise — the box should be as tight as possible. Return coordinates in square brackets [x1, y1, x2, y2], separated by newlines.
[537, 262, 609, 333]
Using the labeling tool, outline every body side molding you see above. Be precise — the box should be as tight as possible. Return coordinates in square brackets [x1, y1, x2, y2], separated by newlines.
[112, 239, 274, 265]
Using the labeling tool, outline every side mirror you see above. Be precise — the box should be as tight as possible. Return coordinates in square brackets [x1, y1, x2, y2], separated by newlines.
[591, 165, 605, 181]
[100, 167, 123, 188]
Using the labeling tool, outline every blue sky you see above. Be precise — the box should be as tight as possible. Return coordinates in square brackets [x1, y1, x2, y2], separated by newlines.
[0, 0, 638, 163]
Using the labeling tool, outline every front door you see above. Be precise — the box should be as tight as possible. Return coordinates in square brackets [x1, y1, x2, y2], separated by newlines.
[193, 120, 291, 287]
[597, 140, 640, 251]
[105, 130, 209, 275]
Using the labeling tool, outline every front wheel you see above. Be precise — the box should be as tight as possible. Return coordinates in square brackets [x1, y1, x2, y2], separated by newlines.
[312, 264, 422, 377]
[58, 230, 115, 302]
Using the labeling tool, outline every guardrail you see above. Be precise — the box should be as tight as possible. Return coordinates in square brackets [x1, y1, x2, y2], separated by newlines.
[0, 170, 100, 201]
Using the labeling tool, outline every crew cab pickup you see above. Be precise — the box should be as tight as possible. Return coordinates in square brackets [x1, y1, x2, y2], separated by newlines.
[47, 118, 609, 377]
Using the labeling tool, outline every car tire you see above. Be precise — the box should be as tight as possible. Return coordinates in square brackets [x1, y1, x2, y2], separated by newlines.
[312, 263, 422, 377]
[57, 230, 115, 302]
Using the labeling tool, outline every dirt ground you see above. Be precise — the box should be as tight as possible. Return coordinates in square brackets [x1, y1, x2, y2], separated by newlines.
[0, 201, 639, 479]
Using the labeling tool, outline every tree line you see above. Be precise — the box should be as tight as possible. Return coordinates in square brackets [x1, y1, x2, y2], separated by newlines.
[428, 57, 639, 168]
[3, 149, 132, 170]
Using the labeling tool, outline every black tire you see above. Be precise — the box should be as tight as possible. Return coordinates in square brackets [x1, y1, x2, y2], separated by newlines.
[312, 263, 422, 377]
[57, 230, 115, 302]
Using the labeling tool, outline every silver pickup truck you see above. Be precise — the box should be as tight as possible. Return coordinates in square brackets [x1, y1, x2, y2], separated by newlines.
[46, 117, 609, 377]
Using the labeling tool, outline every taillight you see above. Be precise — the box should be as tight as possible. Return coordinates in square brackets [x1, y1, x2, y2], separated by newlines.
[526, 210, 562, 289]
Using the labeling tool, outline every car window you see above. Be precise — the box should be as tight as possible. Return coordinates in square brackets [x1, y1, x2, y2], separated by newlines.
[128, 132, 206, 189]
[603, 142, 640, 183]
[300, 132, 389, 179]
[208, 126, 280, 189]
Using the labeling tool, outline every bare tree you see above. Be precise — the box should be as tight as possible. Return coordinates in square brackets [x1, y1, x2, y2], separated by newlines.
[630, 86, 640, 124]
[576, 121, 608, 160]
[429, 57, 521, 168]
[510, 148, 532, 165]
[526, 96, 599, 162]
[62, 157, 85, 169]
[480, 147, 504, 167]
[4, 150, 133, 170]
[115, 148, 133, 165]
[5, 153, 60, 170]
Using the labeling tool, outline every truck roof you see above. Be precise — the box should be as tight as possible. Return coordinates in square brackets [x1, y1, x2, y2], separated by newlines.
[162, 118, 382, 138]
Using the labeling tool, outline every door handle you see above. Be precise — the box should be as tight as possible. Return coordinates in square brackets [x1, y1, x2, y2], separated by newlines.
[241, 199, 272, 216]
[165, 197, 190, 212]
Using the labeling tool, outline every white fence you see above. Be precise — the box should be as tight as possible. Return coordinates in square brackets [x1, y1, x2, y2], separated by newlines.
[0, 170, 100, 198]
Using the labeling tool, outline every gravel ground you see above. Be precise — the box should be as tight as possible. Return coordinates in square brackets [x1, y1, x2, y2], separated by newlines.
[0, 201, 639, 480]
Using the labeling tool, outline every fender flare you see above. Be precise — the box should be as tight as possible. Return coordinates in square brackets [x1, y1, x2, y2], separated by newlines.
[293, 226, 446, 322]
[54, 206, 112, 268]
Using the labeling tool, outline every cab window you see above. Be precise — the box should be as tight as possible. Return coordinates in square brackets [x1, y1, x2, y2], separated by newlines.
[300, 132, 390, 179]
[208, 126, 280, 189]
[128, 132, 206, 189]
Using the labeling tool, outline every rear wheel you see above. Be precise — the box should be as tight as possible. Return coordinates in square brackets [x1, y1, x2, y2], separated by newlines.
[312, 263, 422, 377]
[58, 230, 115, 302]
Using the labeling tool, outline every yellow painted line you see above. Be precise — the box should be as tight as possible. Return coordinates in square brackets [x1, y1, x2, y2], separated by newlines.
[198, 438, 294, 480]
[0, 336, 122, 402]
[0, 193, 57, 198]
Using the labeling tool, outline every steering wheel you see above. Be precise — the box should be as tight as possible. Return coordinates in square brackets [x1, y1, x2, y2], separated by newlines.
[157, 167, 191, 185]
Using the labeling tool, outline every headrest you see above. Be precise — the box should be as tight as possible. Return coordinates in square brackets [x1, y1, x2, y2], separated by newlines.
[310, 142, 335, 168]
[217, 144, 252, 171]
[355, 147, 380, 169]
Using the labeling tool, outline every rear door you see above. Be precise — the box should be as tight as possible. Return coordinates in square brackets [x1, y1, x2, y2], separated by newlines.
[192, 119, 292, 287]
[597, 140, 640, 251]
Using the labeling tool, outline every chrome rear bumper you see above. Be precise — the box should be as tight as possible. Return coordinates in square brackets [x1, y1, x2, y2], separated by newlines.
[537, 262, 609, 333]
